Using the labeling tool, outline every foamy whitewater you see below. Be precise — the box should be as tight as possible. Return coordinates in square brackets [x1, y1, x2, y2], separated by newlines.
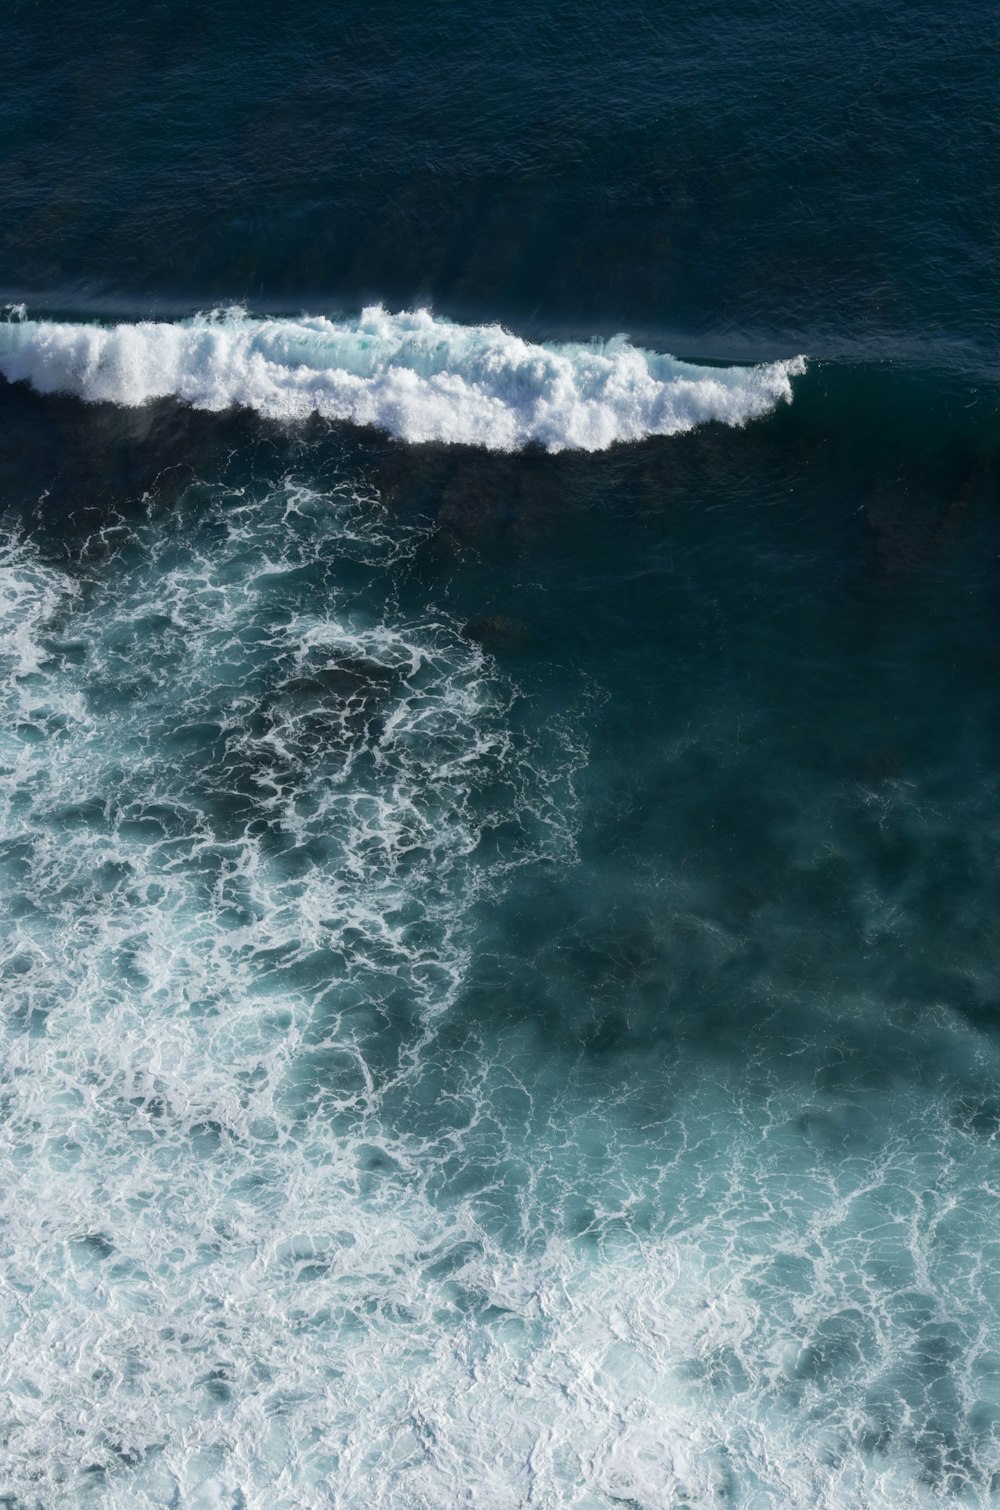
[4, 463, 1000, 1509]
[0, 306, 804, 451]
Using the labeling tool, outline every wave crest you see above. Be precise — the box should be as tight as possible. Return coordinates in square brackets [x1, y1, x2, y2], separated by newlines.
[0, 306, 805, 452]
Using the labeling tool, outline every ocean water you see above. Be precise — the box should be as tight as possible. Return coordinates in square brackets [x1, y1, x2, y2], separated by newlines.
[1, 2, 999, 1507]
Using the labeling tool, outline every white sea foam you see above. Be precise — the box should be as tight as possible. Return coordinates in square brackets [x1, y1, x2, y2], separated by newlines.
[3, 476, 997, 1510]
[0, 306, 805, 451]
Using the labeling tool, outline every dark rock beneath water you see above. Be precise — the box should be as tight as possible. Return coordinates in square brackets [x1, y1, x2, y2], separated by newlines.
[462, 614, 530, 652]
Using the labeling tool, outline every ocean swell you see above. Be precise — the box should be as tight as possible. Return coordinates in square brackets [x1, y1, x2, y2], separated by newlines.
[0, 306, 805, 452]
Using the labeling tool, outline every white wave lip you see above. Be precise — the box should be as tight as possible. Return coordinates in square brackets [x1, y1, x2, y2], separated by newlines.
[0, 306, 805, 452]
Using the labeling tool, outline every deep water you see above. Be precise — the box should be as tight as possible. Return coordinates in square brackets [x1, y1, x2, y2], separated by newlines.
[1, 2, 999, 1507]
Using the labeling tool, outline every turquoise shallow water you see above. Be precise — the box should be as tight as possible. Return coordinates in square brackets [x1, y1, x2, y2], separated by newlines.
[1, 2, 1000, 1506]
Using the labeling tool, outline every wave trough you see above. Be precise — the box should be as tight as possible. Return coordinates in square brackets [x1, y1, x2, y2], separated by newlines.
[0, 306, 804, 451]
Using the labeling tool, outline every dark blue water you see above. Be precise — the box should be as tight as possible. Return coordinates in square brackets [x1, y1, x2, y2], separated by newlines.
[1, 3, 999, 1506]
[5, 0, 998, 363]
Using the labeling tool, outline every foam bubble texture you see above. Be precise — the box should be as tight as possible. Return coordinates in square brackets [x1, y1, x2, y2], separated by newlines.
[3, 476, 1000, 1509]
[0, 307, 804, 451]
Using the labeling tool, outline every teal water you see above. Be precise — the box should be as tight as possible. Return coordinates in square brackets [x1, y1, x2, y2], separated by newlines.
[1, 3, 1000, 1507]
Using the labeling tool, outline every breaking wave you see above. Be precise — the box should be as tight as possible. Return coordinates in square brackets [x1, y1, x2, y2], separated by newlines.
[0, 305, 804, 452]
